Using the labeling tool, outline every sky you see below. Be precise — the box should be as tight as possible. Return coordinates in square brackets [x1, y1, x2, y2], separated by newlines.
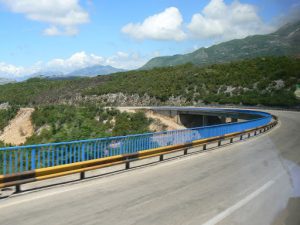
[0, 0, 299, 79]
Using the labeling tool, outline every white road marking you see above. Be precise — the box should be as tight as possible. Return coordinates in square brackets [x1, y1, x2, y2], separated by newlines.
[201, 158, 300, 225]
[201, 180, 275, 225]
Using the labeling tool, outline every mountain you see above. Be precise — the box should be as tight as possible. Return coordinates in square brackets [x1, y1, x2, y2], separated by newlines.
[28, 65, 125, 81]
[29, 71, 65, 81]
[141, 20, 300, 70]
[0, 77, 16, 85]
[67, 65, 125, 77]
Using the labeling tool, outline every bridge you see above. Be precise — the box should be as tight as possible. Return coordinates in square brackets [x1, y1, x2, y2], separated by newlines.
[0, 107, 299, 224]
[141, 107, 263, 127]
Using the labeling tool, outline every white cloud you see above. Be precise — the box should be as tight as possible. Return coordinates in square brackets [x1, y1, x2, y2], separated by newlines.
[122, 7, 186, 41]
[46, 52, 105, 73]
[0, 0, 89, 36]
[43, 26, 61, 36]
[0, 51, 150, 78]
[0, 62, 25, 78]
[106, 52, 148, 69]
[0, 62, 38, 79]
[188, 0, 274, 41]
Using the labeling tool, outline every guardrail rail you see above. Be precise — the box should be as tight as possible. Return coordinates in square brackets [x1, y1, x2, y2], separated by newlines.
[0, 109, 277, 192]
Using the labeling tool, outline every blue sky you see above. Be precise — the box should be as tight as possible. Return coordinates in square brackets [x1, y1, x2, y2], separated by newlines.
[0, 0, 299, 79]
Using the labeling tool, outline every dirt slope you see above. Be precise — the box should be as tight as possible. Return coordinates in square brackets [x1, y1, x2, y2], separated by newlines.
[0, 108, 35, 146]
[117, 107, 185, 131]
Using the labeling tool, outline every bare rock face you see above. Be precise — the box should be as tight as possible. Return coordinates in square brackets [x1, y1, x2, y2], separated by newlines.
[57, 92, 188, 107]
[0, 102, 9, 110]
[273, 80, 285, 90]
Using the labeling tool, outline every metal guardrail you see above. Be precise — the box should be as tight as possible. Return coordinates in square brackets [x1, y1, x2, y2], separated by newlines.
[0, 109, 275, 191]
[0, 109, 271, 176]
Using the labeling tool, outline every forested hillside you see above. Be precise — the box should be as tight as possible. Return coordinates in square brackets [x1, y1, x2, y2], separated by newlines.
[0, 57, 299, 107]
[86, 57, 300, 107]
[0, 76, 110, 105]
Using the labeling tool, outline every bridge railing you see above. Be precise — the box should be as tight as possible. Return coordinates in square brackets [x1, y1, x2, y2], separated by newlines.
[0, 110, 272, 175]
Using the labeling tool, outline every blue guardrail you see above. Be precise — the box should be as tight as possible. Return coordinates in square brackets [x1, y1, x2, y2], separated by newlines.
[0, 109, 272, 175]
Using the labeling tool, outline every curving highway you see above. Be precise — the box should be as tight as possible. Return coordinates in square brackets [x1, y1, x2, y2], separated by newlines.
[0, 109, 299, 225]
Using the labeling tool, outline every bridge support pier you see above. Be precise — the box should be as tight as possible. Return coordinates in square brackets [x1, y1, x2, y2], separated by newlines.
[202, 116, 208, 126]
[233, 118, 238, 123]
[220, 117, 226, 124]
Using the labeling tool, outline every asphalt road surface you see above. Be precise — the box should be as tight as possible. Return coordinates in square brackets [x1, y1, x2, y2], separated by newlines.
[0, 110, 299, 225]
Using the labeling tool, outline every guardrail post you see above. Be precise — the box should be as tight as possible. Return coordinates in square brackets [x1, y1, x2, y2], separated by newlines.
[80, 172, 85, 180]
[125, 161, 130, 169]
[159, 155, 164, 161]
[203, 144, 207, 150]
[15, 184, 21, 193]
[183, 148, 188, 155]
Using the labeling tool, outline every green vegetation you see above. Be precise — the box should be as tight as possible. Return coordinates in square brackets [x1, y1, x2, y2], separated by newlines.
[26, 105, 152, 144]
[0, 57, 299, 107]
[141, 20, 300, 69]
[86, 57, 300, 107]
[0, 106, 19, 131]
[0, 76, 110, 106]
[0, 141, 5, 148]
[0, 106, 152, 176]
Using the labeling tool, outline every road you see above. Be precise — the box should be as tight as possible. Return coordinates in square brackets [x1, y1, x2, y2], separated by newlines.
[0, 110, 299, 225]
